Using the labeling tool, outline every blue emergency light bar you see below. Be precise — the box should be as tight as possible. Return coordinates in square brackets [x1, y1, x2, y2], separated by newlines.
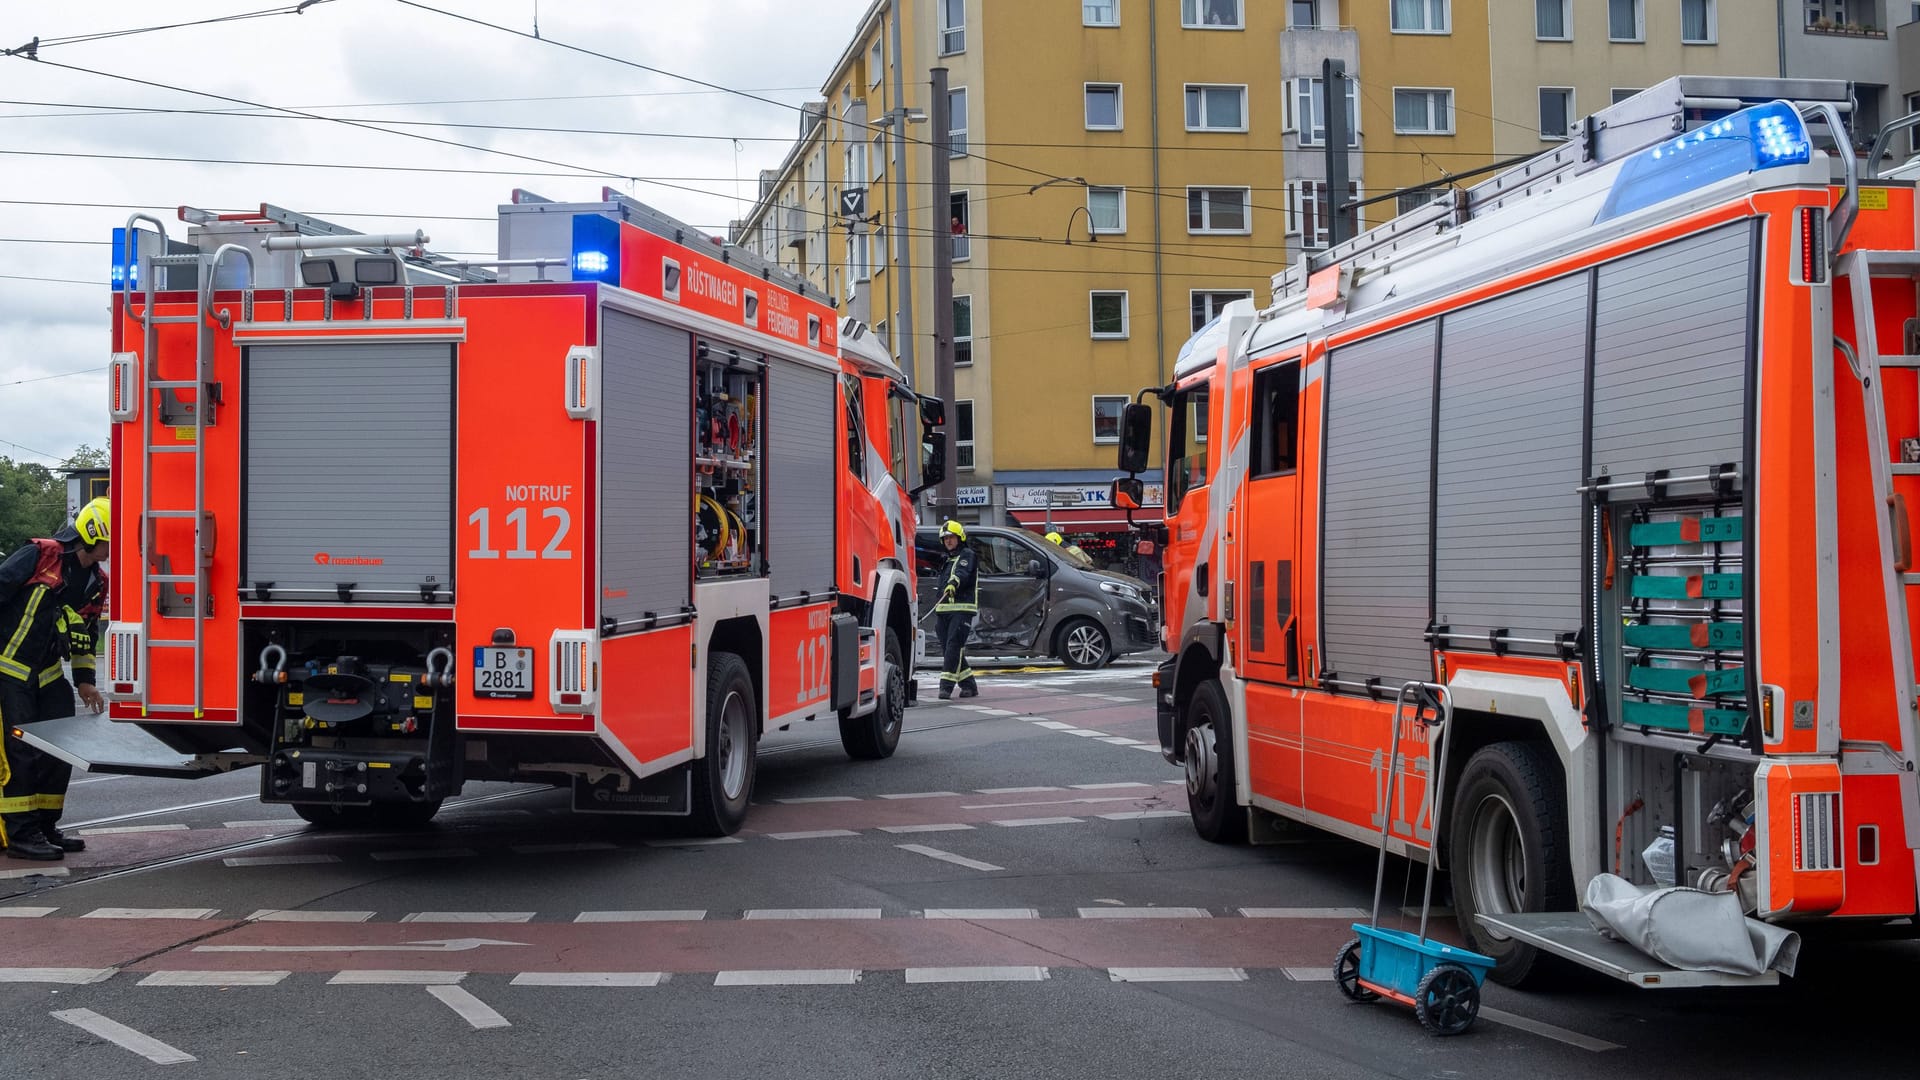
[109, 227, 139, 291]
[570, 213, 621, 285]
[1595, 100, 1814, 224]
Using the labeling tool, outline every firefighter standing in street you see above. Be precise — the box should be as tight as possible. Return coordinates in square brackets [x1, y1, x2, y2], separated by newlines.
[934, 520, 980, 700]
[0, 497, 110, 861]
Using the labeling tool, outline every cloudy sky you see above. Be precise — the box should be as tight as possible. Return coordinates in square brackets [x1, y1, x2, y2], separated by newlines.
[0, 0, 870, 469]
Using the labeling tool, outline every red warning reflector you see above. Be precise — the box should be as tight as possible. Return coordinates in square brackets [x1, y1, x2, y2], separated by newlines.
[114, 683, 134, 694]
[560, 692, 582, 706]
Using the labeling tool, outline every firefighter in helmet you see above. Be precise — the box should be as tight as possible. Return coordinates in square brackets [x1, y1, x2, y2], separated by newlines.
[933, 519, 980, 700]
[1044, 530, 1087, 561]
[0, 497, 109, 861]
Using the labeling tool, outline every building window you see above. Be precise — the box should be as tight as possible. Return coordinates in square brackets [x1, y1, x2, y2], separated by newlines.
[1286, 77, 1359, 146]
[955, 399, 975, 471]
[1185, 84, 1248, 131]
[1909, 93, 1920, 152]
[1536, 0, 1570, 39]
[1290, 0, 1321, 27]
[846, 232, 868, 285]
[875, 320, 888, 350]
[940, 0, 965, 54]
[953, 295, 973, 366]
[1609, 0, 1643, 41]
[951, 192, 971, 261]
[873, 224, 886, 271]
[1682, 0, 1715, 42]
[1090, 292, 1129, 339]
[948, 87, 968, 157]
[1393, 88, 1453, 134]
[1085, 84, 1124, 129]
[1287, 179, 1357, 249]
[872, 134, 885, 178]
[1182, 0, 1242, 28]
[1191, 290, 1252, 333]
[1085, 0, 1119, 26]
[1397, 188, 1442, 216]
[1390, 0, 1450, 33]
[1910, 3, 1920, 26]
[1089, 186, 1126, 234]
[1805, 1, 1851, 27]
[870, 40, 884, 85]
[1092, 395, 1129, 443]
[1540, 87, 1574, 140]
[1187, 187, 1251, 234]
[1612, 87, 1641, 105]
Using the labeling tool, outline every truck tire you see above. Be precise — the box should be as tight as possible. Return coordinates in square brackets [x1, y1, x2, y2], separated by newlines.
[1184, 679, 1247, 844]
[688, 651, 757, 836]
[1447, 740, 1573, 988]
[839, 630, 905, 761]
[1055, 617, 1111, 669]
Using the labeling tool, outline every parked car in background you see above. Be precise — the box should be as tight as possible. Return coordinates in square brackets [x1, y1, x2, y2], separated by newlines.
[914, 524, 1157, 669]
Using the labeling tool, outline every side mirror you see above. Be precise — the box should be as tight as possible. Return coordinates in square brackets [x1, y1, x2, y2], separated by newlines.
[1027, 559, 1046, 578]
[918, 394, 946, 428]
[912, 437, 947, 496]
[1117, 402, 1153, 474]
[1110, 477, 1144, 511]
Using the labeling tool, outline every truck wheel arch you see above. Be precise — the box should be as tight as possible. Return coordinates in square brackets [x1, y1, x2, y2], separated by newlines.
[1168, 623, 1225, 764]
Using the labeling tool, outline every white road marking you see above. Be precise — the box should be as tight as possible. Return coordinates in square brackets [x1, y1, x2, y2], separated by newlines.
[510, 972, 665, 987]
[0, 865, 68, 880]
[81, 908, 219, 920]
[715, 969, 861, 986]
[644, 836, 743, 848]
[51, 1009, 196, 1065]
[990, 816, 1085, 827]
[369, 848, 479, 861]
[905, 966, 1049, 983]
[1098, 737, 1148, 745]
[1077, 907, 1212, 919]
[249, 910, 375, 922]
[1085, 693, 1138, 702]
[878, 823, 975, 834]
[896, 844, 1005, 872]
[1132, 744, 1163, 752]
[1097, 810, 1189, 821]
[949, 705, 994, 713]
[223, 819, 296, 828]
[1241, 907, 1368, 920]
[1283, 967, 1335, 981]
[1065, 729, 1107, 737]
[1073, 782, 1154, 790]
[877, 791, 960, 800]
[198, 938, 522, 955]
[776, 796, 863, 804]
[328, 970, 467, 984]
[574, 910, 706, 923]
[1478, 1007, 1624, 1052]
[978, 709, 1021, 716]
[921, 908, 1038, 920]
[77, 823, 190, 836]
[509, 842, 618, 854]
[0, 906, 56, 918]
[963, 796, 1145, 810]
[401, 912, 535, 923]
[743, 908, 883, 920]
[1031, 721, 1077, 730]
[138, 971, 290, 986]
[766, 829, 861, 840]
[428, 985, 512, 1030]
[0, 968, 114, 984]
[974, 786, 1064, 794]
[224, 854, 340, 867]
[1108, 967, 1247, 982]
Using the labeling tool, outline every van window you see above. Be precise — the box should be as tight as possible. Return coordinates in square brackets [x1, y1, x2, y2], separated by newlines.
[972, 534, 1031, 576]
[1251, 361, 1300, 478]
[1167, 383, 1211, 508]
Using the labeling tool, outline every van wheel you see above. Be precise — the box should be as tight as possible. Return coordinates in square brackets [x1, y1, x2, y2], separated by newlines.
[689, 651, 756, 836]
[1056, 618, 1111, 669]
[1184, 679, 1247, 844]
[840, 630, 905, 760]
[1448, 741, 1572, 987]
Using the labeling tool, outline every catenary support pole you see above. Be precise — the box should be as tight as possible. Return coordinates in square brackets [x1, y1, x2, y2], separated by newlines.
[930, 65, 957, 522]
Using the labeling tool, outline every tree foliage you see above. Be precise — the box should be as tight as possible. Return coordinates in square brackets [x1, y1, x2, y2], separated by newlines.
[0, 456, 66, 554]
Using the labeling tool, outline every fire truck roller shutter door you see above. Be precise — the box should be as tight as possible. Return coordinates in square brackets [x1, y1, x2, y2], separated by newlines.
[1590, 223, 1754, 483]
[243, 342, 453, 599]
[602, 310, 696, 624]
[1321, 320, 1437, 687]
[766, 360, 838, 598]
[1433, 274, 1589, 641]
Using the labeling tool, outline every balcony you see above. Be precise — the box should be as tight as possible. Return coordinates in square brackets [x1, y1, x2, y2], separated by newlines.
[1805, 21, 1887, 38]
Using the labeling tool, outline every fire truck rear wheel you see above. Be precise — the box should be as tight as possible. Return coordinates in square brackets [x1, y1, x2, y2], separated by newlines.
[840, 630, 905, 760]
[689, 651, 756, 836]
[1448, 740, 1573, 988]
[1184, 679, 1247, 844]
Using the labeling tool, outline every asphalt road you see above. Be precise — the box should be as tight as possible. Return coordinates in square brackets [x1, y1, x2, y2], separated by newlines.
[3, 659, 1917, 1079]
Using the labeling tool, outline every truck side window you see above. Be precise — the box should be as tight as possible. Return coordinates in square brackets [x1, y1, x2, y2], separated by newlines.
[1251, 362, 1300, 478]
[843, 374, 867, 480]
[1167, 384, 1211, 510]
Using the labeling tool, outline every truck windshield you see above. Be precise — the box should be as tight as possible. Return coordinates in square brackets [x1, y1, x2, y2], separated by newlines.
[1167, 384, 1210, 510]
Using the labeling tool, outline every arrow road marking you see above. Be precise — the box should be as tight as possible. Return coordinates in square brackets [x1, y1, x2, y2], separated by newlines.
[194, 938, 527, 954]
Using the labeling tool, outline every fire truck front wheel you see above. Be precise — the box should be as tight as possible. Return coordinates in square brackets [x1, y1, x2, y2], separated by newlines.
[840, 630, 906, 760]
[1183, 679, 1247, 844]
[1447, 740, 1573, 988]
[689, 651, 757, 836]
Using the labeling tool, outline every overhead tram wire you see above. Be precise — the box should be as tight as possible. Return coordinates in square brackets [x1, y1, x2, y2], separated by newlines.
[3, 2, 334, 55]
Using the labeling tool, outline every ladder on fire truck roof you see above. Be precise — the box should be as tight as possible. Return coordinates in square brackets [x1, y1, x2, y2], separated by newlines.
[179, 204, 497, 284]
[1273, 76, 1856, 302]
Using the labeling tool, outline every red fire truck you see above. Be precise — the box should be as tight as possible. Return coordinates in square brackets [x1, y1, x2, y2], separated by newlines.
[1112, 77, 1920, 988]
[34, 189, 943, 836]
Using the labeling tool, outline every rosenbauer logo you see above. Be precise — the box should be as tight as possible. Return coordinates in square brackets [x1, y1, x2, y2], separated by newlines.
[313, 552, 386, 567]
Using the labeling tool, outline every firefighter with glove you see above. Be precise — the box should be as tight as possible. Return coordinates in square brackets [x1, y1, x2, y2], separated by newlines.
[934, 520, 980, 700]
[0, 497, 109, 861]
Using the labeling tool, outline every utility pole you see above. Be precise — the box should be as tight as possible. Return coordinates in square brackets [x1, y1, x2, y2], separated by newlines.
[930, 65, 958, 522]
[1324, 58, 1351, 248]
[888, 2, 916, 392]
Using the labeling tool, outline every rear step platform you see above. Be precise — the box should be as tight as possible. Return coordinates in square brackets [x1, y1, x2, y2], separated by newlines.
[1476, 913, 1780, 988]
[15, 712, 252, 779]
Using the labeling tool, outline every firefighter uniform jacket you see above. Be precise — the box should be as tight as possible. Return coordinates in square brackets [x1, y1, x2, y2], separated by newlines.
[0, 539, 106, 689]
[935, 545, 979, 613]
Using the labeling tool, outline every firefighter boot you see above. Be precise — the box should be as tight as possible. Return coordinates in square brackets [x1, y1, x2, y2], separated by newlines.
[39, 817, 83, 853]
[3, 823, 63, 861]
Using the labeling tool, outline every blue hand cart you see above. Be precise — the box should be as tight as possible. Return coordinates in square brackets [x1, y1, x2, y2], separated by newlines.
[1334, 681, 1495, 1036]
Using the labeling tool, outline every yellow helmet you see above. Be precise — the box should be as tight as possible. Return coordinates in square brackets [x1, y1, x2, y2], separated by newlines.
[74, 496, 110, 547]
[1045, 531, 1064, 546]
[941, 520, 966, 541]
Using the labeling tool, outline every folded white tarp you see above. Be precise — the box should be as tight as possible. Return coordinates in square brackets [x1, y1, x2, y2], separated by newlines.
[1582, 873, 1801, 977]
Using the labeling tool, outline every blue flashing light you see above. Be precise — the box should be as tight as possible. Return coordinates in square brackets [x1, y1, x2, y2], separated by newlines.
[1596, 100, 1813, 224]
[109, 227, 139, 292]
[569, 213, 621, 285]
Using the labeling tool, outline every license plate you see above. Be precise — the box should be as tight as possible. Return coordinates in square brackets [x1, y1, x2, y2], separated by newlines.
[473, 646, 534, 699]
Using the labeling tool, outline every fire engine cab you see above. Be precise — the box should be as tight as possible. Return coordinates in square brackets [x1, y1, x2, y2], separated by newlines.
[30, 189, 944, 836]
[1114, 77, 1920, 988]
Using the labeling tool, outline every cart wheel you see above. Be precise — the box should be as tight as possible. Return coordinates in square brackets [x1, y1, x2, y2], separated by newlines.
[1413, 963, 1480, 1036]
[1334, 938, 1377, 1003]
